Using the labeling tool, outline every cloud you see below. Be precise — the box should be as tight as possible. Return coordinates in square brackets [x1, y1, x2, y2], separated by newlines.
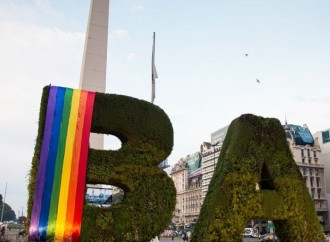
[112, 29, 129, 39]
[131, 5, 145, 12]
[127, 52, 136, 61]
[0, 18, 84, 215]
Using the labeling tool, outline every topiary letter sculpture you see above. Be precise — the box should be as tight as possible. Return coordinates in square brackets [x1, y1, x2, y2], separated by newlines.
[192, 114, 323, 242]
[27, 86, 176, 242]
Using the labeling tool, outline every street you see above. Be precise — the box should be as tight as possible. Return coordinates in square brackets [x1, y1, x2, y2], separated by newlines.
[0, 228, 26, 242]
[159, 237, 260, 242]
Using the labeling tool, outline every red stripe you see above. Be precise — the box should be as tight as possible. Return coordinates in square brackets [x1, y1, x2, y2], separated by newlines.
[72, 91, 95, 240]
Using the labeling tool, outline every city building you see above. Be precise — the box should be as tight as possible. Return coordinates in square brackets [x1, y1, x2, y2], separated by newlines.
[171, 122, 330, 231]
[313, 128, 330, 231]
[211, 125, 229, 145]
[201, 126, 228, 199]
[171, 157, 188, 225]
[170, 152, 202, 226]
[201, 142, 220, 199]
[284, 123, 329, 230]
[85, 185, 112, 207]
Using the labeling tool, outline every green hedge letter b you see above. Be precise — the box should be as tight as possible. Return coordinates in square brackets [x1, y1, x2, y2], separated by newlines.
[28, 86, 176, 242]
[82, 92, 176, 242]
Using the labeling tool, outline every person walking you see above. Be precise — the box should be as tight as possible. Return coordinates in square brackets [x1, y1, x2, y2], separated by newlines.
[1, 226, 5, 237]
[182, 231, 188, 242]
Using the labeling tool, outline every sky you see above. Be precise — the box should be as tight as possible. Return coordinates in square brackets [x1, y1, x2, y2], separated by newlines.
[0, 0, 330, 218]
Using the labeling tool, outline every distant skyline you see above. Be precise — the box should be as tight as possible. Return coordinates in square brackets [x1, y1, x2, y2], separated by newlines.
[0, 0, 330, 217]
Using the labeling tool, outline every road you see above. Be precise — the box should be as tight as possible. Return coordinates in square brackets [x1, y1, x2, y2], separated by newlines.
[0, 231, 260, 242]
[159, 237, 260, 242]
[0, 228, 26, 242]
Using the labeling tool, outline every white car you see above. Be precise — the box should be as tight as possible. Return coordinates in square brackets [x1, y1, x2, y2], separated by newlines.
[243, 227, 254, 237]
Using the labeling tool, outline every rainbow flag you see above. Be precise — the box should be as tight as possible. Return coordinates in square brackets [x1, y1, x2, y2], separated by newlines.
[29, 86, 95, 241]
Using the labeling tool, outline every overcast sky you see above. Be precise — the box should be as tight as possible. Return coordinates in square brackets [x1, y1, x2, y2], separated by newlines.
[0, 0, 329, 218]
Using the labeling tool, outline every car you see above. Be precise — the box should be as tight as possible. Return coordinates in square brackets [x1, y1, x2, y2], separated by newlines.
[18, 229, 26, 237]
[243, 227, 254, 238]
[259, 233, 279, 241]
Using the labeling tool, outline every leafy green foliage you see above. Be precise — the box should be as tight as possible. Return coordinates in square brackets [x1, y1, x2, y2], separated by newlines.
[192, 114, 323, 242]
[0, 201, 16, 222]
[27, 86, 176, 241]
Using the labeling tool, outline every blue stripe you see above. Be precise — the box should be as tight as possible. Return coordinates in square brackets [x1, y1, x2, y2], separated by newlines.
[38, 87, 66, 240]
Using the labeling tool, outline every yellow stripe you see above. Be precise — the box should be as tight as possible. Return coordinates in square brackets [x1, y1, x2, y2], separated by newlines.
[55, 90, 81, 239]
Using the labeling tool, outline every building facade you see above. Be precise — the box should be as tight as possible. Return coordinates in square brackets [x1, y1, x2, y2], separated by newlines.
[284, 123, 329, 230]
[314, 128, 330, 231]
[170, 152, 202, 225]
[171, 123, 330, 231]
[201, 142, 220, 199]
[184, 167, 203, 223]
[201, 126, 228, 199]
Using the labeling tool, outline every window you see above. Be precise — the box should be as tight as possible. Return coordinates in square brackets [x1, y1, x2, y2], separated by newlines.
[317, 189, 321, 199]
[311, 188, 315, 198]
[316, 177, 320, 187]
[309, 168, 313, 176]
[313, 151, 317, 158]
[308, 158, 311, 164]
[302, 158, 305, 163]
[315, 169, 319, 176]
[310, 177, 314, 187]
[301, 149, 305, 156]
[307, 149, 311, 157]
[322, 131, 330, 144]
[303, 168, 306, 175]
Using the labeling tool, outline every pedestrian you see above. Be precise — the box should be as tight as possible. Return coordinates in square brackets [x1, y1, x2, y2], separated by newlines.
[182, 231, 188, 242]
[1, 226, 5, 237]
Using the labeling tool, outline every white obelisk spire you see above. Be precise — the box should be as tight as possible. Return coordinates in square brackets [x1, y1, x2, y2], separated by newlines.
[79, 0, 110, 149]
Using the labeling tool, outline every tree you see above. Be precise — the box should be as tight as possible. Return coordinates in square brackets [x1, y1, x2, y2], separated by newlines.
[0, 194, 16, 222]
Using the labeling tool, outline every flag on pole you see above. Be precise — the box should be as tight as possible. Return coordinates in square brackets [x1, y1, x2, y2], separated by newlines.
[151, 32, 158, 103]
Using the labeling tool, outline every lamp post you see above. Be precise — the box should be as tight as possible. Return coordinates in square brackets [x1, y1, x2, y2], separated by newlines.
[211, 142, 220, 170]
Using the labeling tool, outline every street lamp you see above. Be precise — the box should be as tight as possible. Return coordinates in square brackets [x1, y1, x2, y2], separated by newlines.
[211, 141, 220, 170]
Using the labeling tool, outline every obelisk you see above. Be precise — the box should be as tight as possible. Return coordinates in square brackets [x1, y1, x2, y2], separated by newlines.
[79, 0, 110, 149]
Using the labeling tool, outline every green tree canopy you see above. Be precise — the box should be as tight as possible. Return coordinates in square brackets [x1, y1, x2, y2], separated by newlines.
[0, 195, 16, 222]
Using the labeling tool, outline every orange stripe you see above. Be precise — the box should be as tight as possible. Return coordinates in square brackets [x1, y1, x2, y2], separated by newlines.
[63, 90, 88, 240]
[72, 91, 95, 239]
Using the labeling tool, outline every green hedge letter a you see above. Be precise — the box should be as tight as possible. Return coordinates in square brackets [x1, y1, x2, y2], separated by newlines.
[193, 114, 324, 242]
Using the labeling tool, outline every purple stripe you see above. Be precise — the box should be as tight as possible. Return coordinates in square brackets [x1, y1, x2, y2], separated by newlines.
[29, 86, 58, 240]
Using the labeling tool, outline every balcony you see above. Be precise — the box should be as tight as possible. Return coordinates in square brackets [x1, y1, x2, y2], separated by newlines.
[297, 162, 324, 168]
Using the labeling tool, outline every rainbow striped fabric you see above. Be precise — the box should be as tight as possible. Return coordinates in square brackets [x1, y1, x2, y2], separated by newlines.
[29, 86, 95, 241]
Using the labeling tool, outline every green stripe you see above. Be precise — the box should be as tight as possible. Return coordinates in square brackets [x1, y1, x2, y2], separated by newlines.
[46, 88, 73, 238]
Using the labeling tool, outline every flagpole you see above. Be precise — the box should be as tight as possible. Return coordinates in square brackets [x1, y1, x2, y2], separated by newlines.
[151, 32, 158, 104]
